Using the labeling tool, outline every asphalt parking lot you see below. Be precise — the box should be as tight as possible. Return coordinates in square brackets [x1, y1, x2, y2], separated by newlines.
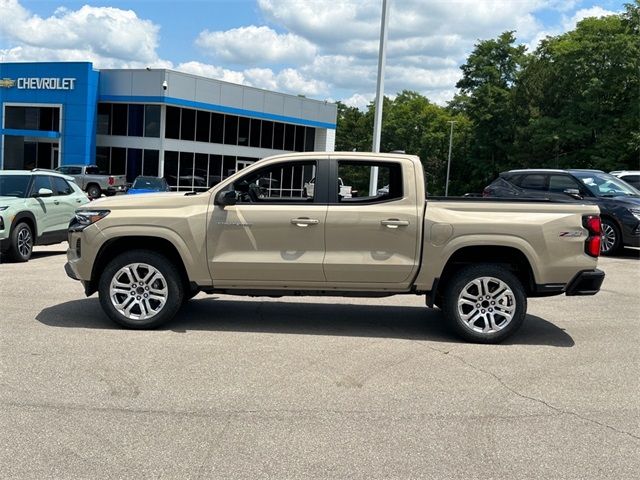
[1, 245, 639, 479]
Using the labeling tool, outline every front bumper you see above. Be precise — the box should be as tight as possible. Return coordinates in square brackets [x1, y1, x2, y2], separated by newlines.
[565, 269, 605, 296]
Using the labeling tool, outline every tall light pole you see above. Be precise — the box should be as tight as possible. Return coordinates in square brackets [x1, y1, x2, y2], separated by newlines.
[369, 0, 390, 195]
[445, 120, 456, 197]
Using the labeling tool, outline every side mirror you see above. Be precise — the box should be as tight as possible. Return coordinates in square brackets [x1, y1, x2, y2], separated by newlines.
[215, 189, 237, 207]
[34, 187, 53, 198]
[564, 188, 583, 200]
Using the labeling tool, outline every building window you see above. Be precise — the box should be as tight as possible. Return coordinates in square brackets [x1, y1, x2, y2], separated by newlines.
[224, 115, 238, 145]
[210, 113, 224, 144]
[261, 121, 273, 149]
[194, 153, 208, 189]
[111, 104, 128, 136]
[165, 106, 180, 139]
[295, 125, 305, 152]
[196, 111, 210, 142]
[143, 150, 160, 176]
[305, 127, 315, 152]
[97, 103, 111, 135]
[180, 108, 196, 141]
[164, 151, 179, 188]
[4, 106, 60, 132]
[273, 122, 284, 150]
[250, 119, 261, 148]
[126, 148, 143, 182]
[111, 147, 127, 174]
[128, 105, 144, 137]
[144, 105, 161, 137]
[96, 147, 110, 173]
[179, 152, 194, 189]
[284, 124, 295, 151]
[238, 117, 250, 146]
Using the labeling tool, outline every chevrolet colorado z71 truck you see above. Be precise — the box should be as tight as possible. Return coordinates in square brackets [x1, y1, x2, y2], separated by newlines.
[65, 153, 605, 343]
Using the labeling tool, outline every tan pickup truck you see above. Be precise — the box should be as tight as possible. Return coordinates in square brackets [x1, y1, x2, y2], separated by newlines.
[65, 152, 605, 343]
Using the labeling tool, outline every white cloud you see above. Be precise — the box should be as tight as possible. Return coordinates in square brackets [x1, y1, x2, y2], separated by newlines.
[196, 25, 316, 65]
[0, 0, 164, 66]
[342, 93, 375, 110]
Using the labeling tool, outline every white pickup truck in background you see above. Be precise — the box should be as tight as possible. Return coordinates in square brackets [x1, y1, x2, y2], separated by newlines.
[56, 165, 127, 199]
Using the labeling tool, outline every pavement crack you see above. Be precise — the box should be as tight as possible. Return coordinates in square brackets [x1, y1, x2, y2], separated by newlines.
[419, 342, 640, 442]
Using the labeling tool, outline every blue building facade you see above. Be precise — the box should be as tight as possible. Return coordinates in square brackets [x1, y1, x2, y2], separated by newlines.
[0, 62, 337, 190]
[0, 62, 99, 169]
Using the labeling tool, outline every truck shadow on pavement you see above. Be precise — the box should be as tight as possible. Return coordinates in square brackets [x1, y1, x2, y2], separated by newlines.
[36, 297, 575, 347]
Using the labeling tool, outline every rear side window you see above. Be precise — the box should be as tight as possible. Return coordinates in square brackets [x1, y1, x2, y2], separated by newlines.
[519, 174, 547, 191]
[52, 176, 74, 195]
[549, 175, 581, 193]
[336, 161, 403, 203]
[59, 166, 82, 175]
[85, 166, 100, 175]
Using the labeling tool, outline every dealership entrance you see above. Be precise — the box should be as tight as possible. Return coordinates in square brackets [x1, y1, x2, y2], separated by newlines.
[2, 104, 61, 170]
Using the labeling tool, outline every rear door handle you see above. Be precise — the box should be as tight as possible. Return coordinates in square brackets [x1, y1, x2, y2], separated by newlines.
[291, 217, 319, 227]
[381, 219, 410, 229]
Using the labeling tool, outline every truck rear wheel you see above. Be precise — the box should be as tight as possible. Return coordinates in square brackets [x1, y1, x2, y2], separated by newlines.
[87, 184, 101, 199]
[98, 250, 184, 329]
[442, 264, 526, 343]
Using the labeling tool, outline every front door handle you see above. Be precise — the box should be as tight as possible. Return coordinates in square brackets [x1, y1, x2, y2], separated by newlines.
[381, 219, 410, 229]
[53, 200, 60, 205]
[291, 217, 319, 227]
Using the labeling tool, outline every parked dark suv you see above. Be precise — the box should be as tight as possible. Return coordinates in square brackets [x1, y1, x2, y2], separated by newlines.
[484, 169, 640, 255]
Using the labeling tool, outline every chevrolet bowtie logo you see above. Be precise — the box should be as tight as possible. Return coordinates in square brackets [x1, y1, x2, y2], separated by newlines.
[0, 78, 16, 88]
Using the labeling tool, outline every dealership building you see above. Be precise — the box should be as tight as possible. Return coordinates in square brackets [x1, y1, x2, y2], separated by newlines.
[0, 62, 337, 190]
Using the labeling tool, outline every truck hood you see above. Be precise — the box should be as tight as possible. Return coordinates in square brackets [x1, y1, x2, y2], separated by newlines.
[83, 191, 211, 210]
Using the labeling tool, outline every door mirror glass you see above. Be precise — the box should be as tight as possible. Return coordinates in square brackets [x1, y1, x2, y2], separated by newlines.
[216, 189, 237, 207]
[34, 187, 53, 198]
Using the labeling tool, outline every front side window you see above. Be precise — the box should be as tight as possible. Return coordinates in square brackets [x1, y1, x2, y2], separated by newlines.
[234, 161, 317, 203]
[57, 166, 82, 175]
[0, 175, 31, 198]
[548, 175, 582, 193]
[30, 175, 52, 195]
[336, 161, 403, 203]
[573, 171, 640, 197]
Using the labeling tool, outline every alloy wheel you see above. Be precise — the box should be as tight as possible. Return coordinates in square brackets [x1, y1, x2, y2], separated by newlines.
[601, 223, 616, 253]
[456, 276, 516, 333]
[109, 263, 168, 321]
[17, 227, 32, 259]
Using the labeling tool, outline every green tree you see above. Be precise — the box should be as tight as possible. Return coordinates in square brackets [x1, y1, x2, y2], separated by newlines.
[516, 3, 640, 170]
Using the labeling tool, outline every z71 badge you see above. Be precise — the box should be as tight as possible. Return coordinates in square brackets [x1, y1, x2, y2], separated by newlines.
[559, 231, 584, 238]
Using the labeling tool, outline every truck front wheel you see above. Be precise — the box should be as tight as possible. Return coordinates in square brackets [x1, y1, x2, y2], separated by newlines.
[442, 264, 527, 343]
[98, 250, 184, 329]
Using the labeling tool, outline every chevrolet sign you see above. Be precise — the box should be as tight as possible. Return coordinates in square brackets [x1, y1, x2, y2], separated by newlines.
[17, 77, 76, 90]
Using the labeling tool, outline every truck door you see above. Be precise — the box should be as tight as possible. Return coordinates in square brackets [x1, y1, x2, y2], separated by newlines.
[208, 159, 328, 284]
[323, 158, 421, 285]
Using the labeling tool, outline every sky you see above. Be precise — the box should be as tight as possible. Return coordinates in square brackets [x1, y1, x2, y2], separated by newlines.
[0, 0, 626, 109]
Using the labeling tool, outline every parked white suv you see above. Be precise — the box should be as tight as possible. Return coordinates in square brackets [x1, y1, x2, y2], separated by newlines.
[610, 171, 640, 190]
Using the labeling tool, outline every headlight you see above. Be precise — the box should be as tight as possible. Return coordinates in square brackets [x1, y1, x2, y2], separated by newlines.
[629, 208, 640, 222]
[0, 206, 8, 211]
[72, 210, 110, 230]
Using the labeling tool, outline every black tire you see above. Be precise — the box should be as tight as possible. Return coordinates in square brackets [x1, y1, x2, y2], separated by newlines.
[7, 222, 34, 262]
[442, 264, 527, 344]
[87, 184, 101, 199]
[98, 249, 184, 329]
[600, 218, 621, 256]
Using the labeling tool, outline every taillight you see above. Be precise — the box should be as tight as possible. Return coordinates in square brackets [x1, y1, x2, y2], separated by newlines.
[583, 215, 601, 257]
[108, 176, 115, 186]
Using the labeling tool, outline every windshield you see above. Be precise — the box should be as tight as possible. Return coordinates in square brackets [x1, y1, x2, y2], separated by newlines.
[572, 171, 640, 197]
[0, 175, 31, 198]
[132, 177, 164, 189]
